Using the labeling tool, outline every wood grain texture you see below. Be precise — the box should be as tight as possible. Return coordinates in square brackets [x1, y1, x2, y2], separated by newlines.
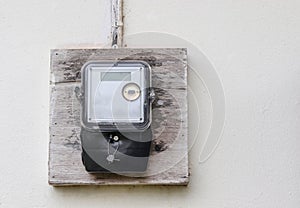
[49, 48, 189, 186]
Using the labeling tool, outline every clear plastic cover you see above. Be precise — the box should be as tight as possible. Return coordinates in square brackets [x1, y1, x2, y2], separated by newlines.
[80, 60, 152, 132]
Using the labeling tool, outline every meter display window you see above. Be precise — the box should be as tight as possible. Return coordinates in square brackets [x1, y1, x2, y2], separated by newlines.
[101, 72, 131, 81]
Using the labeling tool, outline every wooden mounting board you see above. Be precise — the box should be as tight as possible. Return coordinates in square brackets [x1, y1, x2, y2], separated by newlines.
[49, 48, 189, 186]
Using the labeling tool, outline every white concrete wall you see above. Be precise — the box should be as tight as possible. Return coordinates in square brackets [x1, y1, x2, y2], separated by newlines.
[0, 0, 299, 207]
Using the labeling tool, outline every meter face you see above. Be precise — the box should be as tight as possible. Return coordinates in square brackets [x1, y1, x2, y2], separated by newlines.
[81, 61, 151, 131]
[88, 66, 144, 123]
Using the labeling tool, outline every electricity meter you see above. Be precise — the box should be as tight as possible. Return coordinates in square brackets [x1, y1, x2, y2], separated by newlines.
[79, 61, 154, 173]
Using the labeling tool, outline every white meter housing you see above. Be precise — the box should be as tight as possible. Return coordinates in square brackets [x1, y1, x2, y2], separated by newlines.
[81, 61, 152, 132]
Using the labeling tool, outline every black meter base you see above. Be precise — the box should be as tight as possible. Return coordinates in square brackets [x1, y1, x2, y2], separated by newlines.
[80, 128, 152, 173]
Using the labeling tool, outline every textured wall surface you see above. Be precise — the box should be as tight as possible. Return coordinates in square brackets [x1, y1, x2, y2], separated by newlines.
[0, 0, 300, 207]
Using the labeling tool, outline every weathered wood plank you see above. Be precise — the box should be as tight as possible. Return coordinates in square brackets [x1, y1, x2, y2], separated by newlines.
[49, 48, 188, 186]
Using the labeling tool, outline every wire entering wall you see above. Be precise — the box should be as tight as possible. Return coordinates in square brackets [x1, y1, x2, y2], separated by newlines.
[111, 0, 123, 48]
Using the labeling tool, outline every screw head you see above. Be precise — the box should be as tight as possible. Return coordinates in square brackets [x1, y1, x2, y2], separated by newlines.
[113, 135, 119, 142]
